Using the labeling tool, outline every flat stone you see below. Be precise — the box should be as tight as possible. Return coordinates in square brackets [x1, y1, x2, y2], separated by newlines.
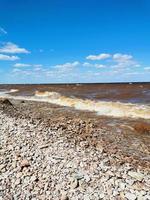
[125, 192, 137, 200]
[84, 174, 91, 183]
[74, 173, 84, 180]
[119, 182, 126, 190]
[128, 171, 144, 181]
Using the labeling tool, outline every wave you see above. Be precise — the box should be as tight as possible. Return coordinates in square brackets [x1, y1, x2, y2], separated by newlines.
[0, 89, 18, 95]
[34, 91, 150, 119]
[35, 91, 61, 99]
[0, 89, 150, 119]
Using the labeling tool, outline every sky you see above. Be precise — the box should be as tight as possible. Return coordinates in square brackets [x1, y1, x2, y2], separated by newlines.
[0, 0, 150, 83]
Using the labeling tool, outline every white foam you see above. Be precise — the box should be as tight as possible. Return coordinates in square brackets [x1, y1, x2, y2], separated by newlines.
[0, 89, 150, 119]
[0, 89, 18, 95]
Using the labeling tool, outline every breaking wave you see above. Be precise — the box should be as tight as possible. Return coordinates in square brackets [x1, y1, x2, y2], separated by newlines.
[34, 91, 150, 119]
[0, 89, 18, 95]
[0, 89, 150, 119]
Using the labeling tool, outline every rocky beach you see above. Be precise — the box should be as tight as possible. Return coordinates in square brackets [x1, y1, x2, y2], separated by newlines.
[0, 98, 150, 200]
[1, 0, 150, 198]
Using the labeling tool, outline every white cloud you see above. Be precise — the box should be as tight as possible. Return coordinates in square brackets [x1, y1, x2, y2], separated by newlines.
[113, 53, 133, 63]
[14, 63, 31, 67]
[83, 62, 93, 67]
[9, 53, 147, 83]
[12, 68, 32, 75]
[0, 27, 7, 35]
[14, 63, 43, 68]
[0, 54, 20, 61]
[12, 68, 22, 72]
[134, 64, 141, 67]
[144, 67, 150, 71]
[83, 62, 106, 68]
[86, 53, 111, 60]
[125, 72, 143, 76]
[34, 67, 42, 71]
[94, 64, 106, 68]
[53, 61, 80, 71]
[111, 53, 138, 70]
[0, 42, 30, 54]
[86, 52, 137, 69]
[12, 61, 80, 80]
[34, 64, 43, 67]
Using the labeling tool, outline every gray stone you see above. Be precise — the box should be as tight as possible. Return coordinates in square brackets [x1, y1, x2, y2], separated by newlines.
[128, 171, 144, 181]
[125, 192, 137, 200]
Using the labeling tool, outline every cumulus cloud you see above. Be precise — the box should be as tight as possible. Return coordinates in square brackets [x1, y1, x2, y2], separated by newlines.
[144, 67, 150, 71]
[12, 68, 33, 75]
[125, 72, 143, 76]
[86, 52, 137, 69]
[12, 61, 80, 82]
[110, 53, 138, 69]
[113, 53, 133, 63]
[34, 64, 43, 68]
[0, 54, 19, 61]
[86, 53, 111, 60]
[14, 63, 31, 67]
[95, 64, 106, 68]
[82, 62, 93, 67]
[83, 62, 106, 68]
[0, 27, 7, 35]
[9, 53, 146, 83]
[53, 61, 80, 71]
[0, 42, 30, 54]
[12, 68, 22, 73]
[14, 63, 43, 68]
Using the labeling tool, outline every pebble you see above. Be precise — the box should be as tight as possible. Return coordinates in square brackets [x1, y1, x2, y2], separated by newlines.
[61, 191, 69, 200]
[14, 179, 21, 186]
[20, 159, 30, 168]
[128, 171, 144, 181]
[0, 105, 149, 200]
[99, 193, 105, 199]
[84, 174, 91, 183]
[30, 175, 38, 182]
[0, 164, 5, 170]
[125, 192, 137, 200]
[71, 179, 79, 189]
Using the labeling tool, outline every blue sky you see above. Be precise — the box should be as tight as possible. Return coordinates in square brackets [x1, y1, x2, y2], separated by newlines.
[0, 0, 150, 83]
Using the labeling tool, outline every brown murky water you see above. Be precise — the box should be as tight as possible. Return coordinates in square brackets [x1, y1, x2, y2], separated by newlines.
[0, 82, 150, 104]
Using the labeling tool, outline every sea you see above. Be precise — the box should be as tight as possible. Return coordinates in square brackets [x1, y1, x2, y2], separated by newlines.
[0, 82, 150, 119]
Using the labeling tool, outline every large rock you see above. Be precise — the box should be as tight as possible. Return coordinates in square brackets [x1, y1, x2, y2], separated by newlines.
[0, 98, 13, 106]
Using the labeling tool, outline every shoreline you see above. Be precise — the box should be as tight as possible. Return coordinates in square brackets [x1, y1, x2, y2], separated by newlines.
[0, 98, 150, 199]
